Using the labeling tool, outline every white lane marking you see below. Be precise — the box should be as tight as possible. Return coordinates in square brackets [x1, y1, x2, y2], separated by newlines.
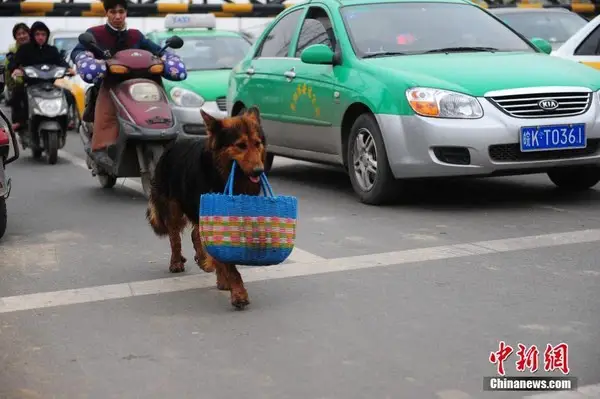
[1, 228, 600, 314]
[524, 383, 600, 398]
[59, 149, 325, 263]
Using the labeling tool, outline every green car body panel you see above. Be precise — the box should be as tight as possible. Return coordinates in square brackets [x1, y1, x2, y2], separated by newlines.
[227, 0, 600, 204]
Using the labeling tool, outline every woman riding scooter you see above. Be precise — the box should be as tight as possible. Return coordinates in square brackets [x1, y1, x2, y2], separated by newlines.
[5, 23, 30, 131]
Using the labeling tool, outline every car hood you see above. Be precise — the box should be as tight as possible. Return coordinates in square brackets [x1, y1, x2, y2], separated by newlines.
[364, 52, 600, 97]
[162, 69, 230, 101]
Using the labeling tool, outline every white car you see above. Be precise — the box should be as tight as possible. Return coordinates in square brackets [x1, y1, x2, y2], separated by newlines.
[552, 14, 600, 70]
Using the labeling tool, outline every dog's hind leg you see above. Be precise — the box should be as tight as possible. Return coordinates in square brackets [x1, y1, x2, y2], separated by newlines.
[166, 201, 188, 273]
[191, 224, 214, 273]
[206, 256, 249, 309]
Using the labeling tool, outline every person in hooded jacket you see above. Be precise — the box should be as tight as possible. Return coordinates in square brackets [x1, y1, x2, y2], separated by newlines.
[10, 21, 73, 131]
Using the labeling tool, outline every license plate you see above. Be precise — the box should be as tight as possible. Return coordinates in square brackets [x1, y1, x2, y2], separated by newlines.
[520, 124, 586, 152]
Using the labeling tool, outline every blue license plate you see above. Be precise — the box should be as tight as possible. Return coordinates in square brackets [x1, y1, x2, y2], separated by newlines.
[520, 124, 586, 152]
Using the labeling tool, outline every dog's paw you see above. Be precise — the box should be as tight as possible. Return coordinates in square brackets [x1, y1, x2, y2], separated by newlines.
[231, 291, 250, 310]
[169, 261, 185, 273]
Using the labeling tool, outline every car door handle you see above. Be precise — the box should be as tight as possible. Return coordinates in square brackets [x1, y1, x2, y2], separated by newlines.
[284, 70, 296, 79]
[246, 67, 255, 75]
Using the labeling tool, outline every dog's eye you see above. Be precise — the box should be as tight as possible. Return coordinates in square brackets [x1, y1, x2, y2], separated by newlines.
[236, 142, 247, 150]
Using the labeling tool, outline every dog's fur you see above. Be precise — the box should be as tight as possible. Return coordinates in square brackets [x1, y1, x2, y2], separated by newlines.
[146, 106, 267, 309]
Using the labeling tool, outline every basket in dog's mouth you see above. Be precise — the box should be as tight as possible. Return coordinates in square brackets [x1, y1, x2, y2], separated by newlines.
[199, 161, 298, 266]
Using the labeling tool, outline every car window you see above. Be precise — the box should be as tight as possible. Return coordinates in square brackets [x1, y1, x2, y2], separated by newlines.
[340, 2, 536, 57]
[574, 25, 600, 56]
[295, 6, 337, 57]
[161, 36, 251, 71]
[497, 11, 587, 47]
[256, 9, 303, 58]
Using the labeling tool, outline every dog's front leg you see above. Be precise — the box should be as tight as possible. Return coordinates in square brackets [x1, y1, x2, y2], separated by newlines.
[191, 224, 214, 273]
[207, 256, 249, 309]
[167, 227, 186, 273]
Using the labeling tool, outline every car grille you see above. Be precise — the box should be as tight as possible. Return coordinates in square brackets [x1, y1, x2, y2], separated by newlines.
[216, 97, 227, 111]
[489, 139, 600, 162]
[487, 91, 592, 118]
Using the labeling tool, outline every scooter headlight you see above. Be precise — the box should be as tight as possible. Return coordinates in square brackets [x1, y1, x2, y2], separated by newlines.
[35, 98, 63, 117]
[170, 87, 204, 108]
[130, 83, 161, 102]
[24, 67, 38, 78]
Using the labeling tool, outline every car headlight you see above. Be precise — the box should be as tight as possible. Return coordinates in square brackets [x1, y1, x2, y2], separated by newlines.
[170, 87, 205, 108]
[130, 82, 161, 102]
[36, 98, 63, 116]
[406, 88, 483, 119]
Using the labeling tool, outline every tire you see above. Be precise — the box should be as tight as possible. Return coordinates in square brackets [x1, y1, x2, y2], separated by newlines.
[547, 165, 600, 191]
[0, 197, 6, 240]
[236, 105, 274, 173]
[347, 113, 397, 205]
[47, 132, 58, 165]
[98, 174, 117, 189]
[32, 148, 42, 159]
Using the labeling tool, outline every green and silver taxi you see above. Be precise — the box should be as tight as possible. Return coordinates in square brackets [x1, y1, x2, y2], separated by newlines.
[227, 0, 600, 205]
[147, 14, 252, 137]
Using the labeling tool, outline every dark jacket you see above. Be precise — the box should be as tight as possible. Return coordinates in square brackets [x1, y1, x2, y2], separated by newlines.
[70, 24, 163, 64]
[11, 21, 69, 71]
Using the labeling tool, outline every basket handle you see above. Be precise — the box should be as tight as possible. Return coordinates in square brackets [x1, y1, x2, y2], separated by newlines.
[224, 161, 275, 197]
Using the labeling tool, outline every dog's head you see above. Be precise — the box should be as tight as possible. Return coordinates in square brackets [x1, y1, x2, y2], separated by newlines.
[200, 106, 267, 184]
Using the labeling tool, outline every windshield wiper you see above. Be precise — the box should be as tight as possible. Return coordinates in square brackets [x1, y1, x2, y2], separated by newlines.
[424, 46, 500, 54]
[362, 51, 408, 59]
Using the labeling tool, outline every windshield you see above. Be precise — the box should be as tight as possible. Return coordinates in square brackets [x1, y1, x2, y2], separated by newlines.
[161, 36, 251, 71]
[340, 2, 536, 57]
[496, 11, 587, 47]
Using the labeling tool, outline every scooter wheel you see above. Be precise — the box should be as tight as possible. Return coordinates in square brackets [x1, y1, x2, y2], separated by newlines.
[0, 197, 6, 240]
[98, 174, 117, 189]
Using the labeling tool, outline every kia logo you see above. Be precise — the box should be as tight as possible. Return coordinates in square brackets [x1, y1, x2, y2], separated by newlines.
[538, 99, 559, 110]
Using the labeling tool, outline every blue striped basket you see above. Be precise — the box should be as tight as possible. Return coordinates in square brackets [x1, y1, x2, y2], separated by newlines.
[198, 161, 298, 266]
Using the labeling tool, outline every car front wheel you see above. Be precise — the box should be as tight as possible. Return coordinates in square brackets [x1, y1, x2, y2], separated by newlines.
[347, 113, 397, 205]
[547, 165, 600, 191]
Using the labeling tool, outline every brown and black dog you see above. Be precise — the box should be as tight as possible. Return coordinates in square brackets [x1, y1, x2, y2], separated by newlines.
[146, 106, 267, 309]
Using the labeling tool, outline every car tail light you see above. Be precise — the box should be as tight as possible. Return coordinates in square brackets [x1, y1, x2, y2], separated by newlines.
[0, 128, 9, 147]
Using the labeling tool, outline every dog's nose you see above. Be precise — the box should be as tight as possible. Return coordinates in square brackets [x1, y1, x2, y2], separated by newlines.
[251, 167, 264, 177]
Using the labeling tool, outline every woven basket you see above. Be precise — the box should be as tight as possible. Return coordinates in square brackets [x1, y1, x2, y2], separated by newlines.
[199, 161, 298, 266]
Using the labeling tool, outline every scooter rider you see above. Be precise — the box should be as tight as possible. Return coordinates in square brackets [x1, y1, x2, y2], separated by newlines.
[5, 23, 30, 132]
[70, 0, 187, 170]
[10, 21, 74, 131]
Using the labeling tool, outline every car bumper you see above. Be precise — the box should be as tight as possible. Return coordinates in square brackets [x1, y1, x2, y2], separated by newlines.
[377, 92, 600, 179]
[172, 101, 227, 138]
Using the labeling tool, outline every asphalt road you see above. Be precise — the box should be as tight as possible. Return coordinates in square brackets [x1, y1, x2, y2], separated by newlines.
[1, 125, 599, 399]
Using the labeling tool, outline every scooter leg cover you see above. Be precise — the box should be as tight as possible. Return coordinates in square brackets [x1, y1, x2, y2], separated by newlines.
[161, 53, 187, 81]
[91, 85, 118, 151]
[75, 52, 107, 85]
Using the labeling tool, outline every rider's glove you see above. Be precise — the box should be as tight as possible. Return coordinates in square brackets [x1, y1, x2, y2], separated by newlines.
[75, 51, 107, 84]
[161, 53, 187, 81]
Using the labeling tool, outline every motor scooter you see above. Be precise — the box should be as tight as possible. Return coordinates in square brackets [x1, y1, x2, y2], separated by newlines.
[19, 64, 71, 164]
[0, 107, 20, 240]
[77, 32, 184, 197]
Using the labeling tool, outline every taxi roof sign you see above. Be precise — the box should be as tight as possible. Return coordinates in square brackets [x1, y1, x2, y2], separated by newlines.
[164, 14, 216, 30]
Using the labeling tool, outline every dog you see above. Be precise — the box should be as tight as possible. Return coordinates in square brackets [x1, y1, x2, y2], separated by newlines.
[146, 106, 267, 309]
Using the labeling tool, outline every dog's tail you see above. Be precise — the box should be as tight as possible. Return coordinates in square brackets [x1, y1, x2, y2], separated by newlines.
[146, 193, 169, 236]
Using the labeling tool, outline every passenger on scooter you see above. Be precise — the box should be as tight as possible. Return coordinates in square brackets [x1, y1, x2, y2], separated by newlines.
[9, 21, 74, 132]
[5, 23, 30, 131]
[70, 0, 186, 170]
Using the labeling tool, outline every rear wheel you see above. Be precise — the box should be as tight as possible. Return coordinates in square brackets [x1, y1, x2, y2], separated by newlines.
[98, 174, 117, 189]
[47, 132, 58, 165]
[347, 113, 397, 205]
[0, 197, 6, 240]
[547, 165, 600, 191]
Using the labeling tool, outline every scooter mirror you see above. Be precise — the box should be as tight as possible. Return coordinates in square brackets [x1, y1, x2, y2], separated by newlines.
[78, 32, 96, 47]
[166, 36, 184, 50]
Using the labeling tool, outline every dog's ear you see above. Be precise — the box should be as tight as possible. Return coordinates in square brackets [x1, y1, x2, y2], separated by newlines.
[200, 109, 221, 135]
[245, 106, 261, 122]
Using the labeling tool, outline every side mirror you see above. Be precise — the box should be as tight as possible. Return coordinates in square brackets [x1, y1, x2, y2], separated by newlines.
[300, 44, 335, 65]
[166, 36, 184, 50]
[78, 32, 96, 47]
[530, 37, 552, 55]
